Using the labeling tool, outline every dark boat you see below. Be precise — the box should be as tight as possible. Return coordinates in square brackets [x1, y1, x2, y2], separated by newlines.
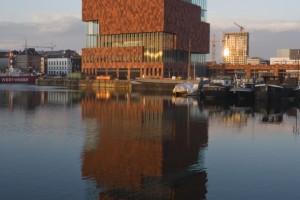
[200, 76, 233, 100]
[230, 78, 256, 101]
[255, 76, 298, 103]
[293, 86, 300, 102]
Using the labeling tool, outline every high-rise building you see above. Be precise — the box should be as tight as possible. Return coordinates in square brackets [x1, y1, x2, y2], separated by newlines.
[82, 0, 210, 79]
[289, 49, 300, 60]
[223, 32, 249, 65]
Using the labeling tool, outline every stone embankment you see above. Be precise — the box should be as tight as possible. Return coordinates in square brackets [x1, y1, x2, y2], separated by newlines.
[36, 78, 186, 93]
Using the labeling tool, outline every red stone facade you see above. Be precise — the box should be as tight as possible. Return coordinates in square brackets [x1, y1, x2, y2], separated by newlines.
[82, 0, 210, 79]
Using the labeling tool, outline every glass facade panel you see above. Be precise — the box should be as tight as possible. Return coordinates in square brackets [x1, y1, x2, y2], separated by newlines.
[86, 21, 99, 48]
[86, 28, 183, 63]
[86, 24, 203, 52]
[85, 18, 208, 66]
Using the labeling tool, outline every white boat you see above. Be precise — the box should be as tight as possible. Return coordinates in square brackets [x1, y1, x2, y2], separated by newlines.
[172, 82, 200, 97]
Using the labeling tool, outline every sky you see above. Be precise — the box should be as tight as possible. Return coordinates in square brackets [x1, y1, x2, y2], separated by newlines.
[0, 0, 300, 62]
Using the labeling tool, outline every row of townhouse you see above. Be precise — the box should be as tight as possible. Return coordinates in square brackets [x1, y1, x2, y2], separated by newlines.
[0, 49, 81, 76]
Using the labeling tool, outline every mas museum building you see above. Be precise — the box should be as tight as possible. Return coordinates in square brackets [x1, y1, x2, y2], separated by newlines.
[81, 0, 209, 80]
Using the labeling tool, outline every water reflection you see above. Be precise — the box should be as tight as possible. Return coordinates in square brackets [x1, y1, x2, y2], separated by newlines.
[2, 85, 300, 199]
[81, 92, 208, 199]
[0, 88, 42, 111]
[0, 84, 83, 111]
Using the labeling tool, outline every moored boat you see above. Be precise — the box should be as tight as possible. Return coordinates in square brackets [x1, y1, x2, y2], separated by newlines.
[0, 74, 40, 84]
[230, 78, 256, 101]
[0, 51, 41, 84]
[200, 76, 233, 100]
[255, 76, 298, 103]
[172, 81, 200, 97]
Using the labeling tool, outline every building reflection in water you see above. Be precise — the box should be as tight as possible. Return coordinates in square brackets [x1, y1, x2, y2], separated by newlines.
[0, 86, 83, 111]
[81, 92, 208, 199]
[0, 89, 42, 111]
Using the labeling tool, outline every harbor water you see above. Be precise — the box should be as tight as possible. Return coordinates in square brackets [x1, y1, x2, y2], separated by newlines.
[1, 84, 300, 199]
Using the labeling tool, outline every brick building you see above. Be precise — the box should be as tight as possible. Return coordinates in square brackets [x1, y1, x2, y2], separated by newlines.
[82, 0, 210, 79]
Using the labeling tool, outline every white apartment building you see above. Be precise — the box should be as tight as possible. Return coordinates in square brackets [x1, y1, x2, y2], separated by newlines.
[270, 49, 300, 65]
[47, 58, 72, 76]
[270, 57, 297, 65]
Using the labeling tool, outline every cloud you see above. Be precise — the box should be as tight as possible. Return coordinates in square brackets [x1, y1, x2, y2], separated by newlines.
[28, 13, 82, 33]
[0, 15, 85, 52]
[247, 21, 300, 32]
[209, 11, 300, 32]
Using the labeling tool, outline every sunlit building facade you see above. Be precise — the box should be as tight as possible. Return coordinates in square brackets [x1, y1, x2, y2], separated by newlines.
[82, 0, 210, 79]
[223, 32, 249, 65]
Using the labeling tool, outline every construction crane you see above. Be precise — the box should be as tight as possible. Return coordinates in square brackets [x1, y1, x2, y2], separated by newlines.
[234, 22, 245, 33]
[30, 45, 56, 51]
[23, 42, 56, 51]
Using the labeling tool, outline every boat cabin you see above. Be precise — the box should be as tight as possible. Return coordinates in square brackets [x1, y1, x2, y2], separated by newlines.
[210, 76, 232, 88]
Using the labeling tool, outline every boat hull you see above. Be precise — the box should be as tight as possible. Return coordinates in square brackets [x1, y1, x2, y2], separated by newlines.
[172, 82, 199, 97]
[230, 87, 255, 101]
[201, 86, 231, 100]
[0, 75, 39, 84]
[255, 84, 295, 102]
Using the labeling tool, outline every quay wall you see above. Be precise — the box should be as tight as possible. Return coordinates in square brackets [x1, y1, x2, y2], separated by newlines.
[131, 79, 181, 93]
[79, 80, 131, 90]
[36, 78, 181, 93]
[36, 79, 80, 87]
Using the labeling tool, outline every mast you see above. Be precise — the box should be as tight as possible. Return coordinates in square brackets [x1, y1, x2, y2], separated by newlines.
[8, 50, 14, 75]
[188, 39, 191, 81]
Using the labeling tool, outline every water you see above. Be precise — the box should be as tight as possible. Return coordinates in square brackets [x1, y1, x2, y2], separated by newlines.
[1, 84, 300, 200]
